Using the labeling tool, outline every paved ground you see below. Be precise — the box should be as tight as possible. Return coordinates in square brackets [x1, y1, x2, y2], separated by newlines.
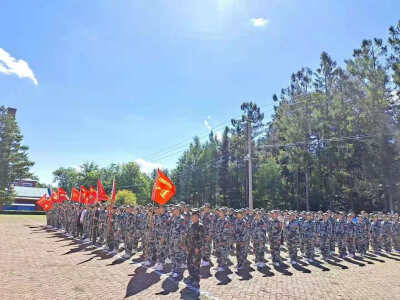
[1, 215, 400, 300]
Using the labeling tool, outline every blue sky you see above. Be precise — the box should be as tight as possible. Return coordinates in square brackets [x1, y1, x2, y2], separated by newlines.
[1, 0, 399, 184]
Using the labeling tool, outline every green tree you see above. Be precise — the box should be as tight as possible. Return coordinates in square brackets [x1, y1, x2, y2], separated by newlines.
[115, 189, 137, 206]
[0, 107, 34, 205]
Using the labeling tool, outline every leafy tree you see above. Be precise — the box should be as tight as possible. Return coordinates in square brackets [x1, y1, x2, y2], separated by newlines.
[115, 189, 137, 206]
[0, 107, 34, 205]
[53, 161, 152, 204]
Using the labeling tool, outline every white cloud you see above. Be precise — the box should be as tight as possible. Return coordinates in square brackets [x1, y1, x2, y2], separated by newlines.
[204, 119, 212, 131]
[215, 130, 223, 141]
[0, 48, 38, 85]
[250, 18, 269, 27]
[135, 158, 163, 175]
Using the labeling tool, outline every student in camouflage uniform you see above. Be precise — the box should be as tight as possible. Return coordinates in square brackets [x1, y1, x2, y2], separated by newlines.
[185, 209, 205, 288]
[285, 212, 300, 265]
[301, 212, 315, 263]
[335, 212, 347, 258]
[200, 203, 214, 266]
[143, 208, 155, 266]
[327, 211, 336, 255]
[252, 210, 267, 267]
[154, 205, 170, 271]
[371, 215, 382, 253]
[123, 206, 134, 258]
[298, 212, 306, 256]
[215, 209, 230, 272]
[91, 204, 100, 246]
[345, 213, 356, 257]
[268, 210, 283, 267]
[169, 205, 188, 277]
[382, 214, 393, 253]
[392, 214, 400, 252]
[234, 209, 250, 270]
[318, 213, 331, 260]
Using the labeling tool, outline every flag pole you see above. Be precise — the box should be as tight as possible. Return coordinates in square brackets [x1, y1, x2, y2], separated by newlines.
[106, 177, 116, 241]
[145, 169, 158, 260]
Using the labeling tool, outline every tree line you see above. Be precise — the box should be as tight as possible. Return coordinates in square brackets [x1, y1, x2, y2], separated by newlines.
[170, 20, 400, 212]
[2, 21, 400, 212]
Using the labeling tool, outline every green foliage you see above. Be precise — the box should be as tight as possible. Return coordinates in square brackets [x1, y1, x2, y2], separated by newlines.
[172, 20, 400, 212]
[0, 107, 35, 205]
[115, 189, 137, 206]
[53, 161, 152, 204]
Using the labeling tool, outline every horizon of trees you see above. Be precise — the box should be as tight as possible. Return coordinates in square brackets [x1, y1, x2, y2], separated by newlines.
[170, 20, 400, 212]
[51, 20, 400, 212]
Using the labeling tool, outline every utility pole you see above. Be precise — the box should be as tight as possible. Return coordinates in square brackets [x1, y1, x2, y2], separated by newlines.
[304, 95, 312, 211]
[247, 119, 253, 209]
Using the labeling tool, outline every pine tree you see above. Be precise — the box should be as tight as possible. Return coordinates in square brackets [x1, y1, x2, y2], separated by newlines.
[0, 106, 34, 205]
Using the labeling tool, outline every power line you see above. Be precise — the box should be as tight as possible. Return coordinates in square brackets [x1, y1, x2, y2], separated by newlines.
[146, 104, 277, 163]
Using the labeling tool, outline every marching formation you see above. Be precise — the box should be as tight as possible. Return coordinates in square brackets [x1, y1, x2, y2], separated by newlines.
[46, 201, 400, 287]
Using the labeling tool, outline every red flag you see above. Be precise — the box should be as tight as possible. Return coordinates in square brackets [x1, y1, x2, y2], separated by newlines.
[80, 186, 89, 204]
[97, 179, 109, 202]
[42, 199, 53, 211]
[88, 185, 97, 204]
[70, 187, 80, 202]
[58, 188, 68, 202]
[38, 194, 53, 211]
[51, 190, 60, 203]
[152, 169, 176, 205]
[37, 194, 47, 208]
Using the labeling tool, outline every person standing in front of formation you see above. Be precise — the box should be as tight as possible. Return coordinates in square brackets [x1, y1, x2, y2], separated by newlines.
[185, 209, 205, 288]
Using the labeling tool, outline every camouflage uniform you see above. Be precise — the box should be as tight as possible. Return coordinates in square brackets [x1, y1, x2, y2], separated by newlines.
[345, 219, 356, 256]
[392, 219, 400, 252]
[371, 220, 382, 253]
[328, 215, 336, 253]
[185, 218, 205, 285]
[298, 216, 306, 256]
[319, 219, 331, 259]
[251, 216, 267, 264]
[124, 211, 135, 256]
[91, 207, 100, 245]
[335, 218, 347, 257]
[234, 216, 250, 268]
[169, 213, 188, 273]
[143, 212, 156, 262]
[285, 217, 300, 261]
[155, 211, 170, 264]
[300, 219, 315, 260]
[268, 218, 282, 263]
[215, 215, 230, 269]
[382, 219, 393, 252]
[201, 212, 214, 262]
